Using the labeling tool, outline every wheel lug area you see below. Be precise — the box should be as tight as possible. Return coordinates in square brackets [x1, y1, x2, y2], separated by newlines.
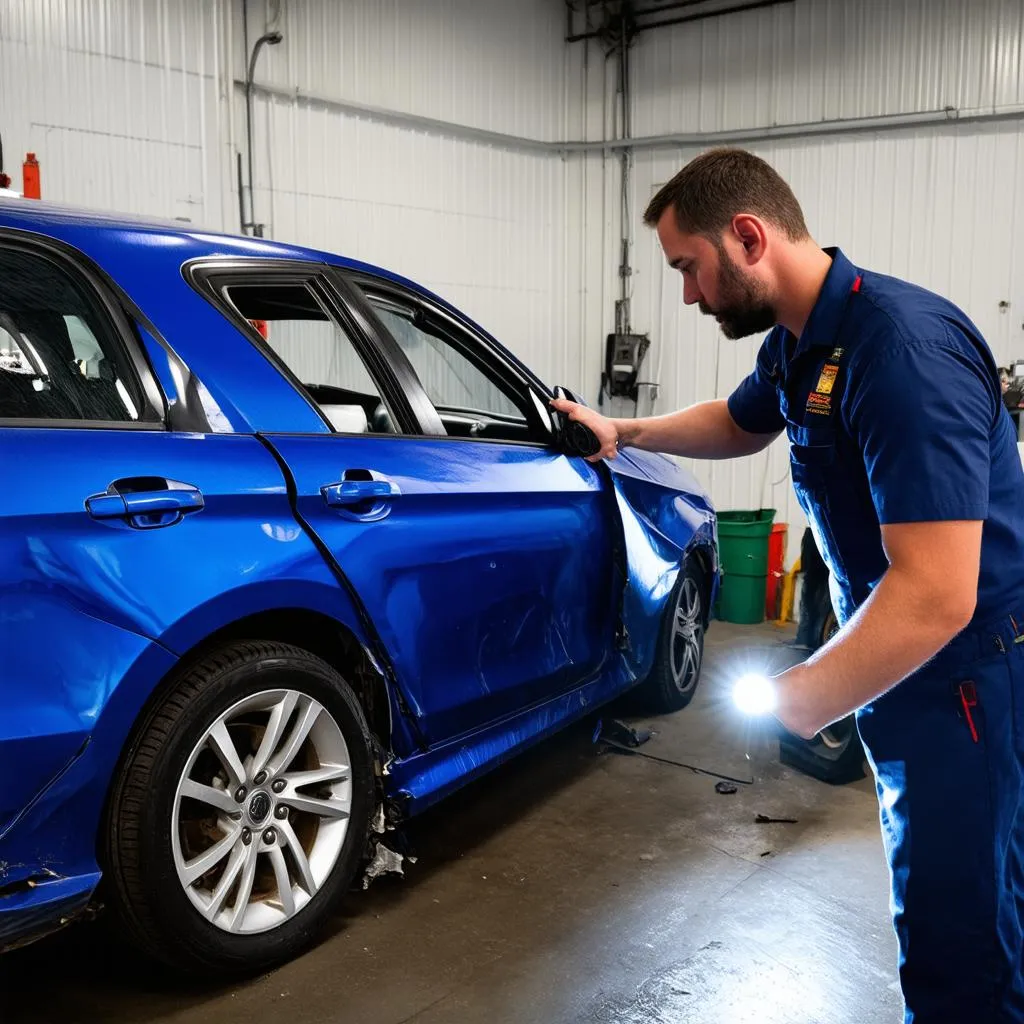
[253, 770, 268, 786]
[263, 828, 277, 844]
[275, 804, 288, 819]
[241, 827, 252, 845]
[235, 786, 247, 803]
[271, 779, 286, 794]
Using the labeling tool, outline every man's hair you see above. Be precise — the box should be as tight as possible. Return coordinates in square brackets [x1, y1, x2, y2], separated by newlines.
[643, 147, 810, 242]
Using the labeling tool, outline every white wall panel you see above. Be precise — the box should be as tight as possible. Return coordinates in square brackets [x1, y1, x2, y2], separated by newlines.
[633, 0, 1024, 138]
[249, 88, 577, 388]
[238, 0, 572, 140]
[0, 0, 583, 396]
[0, 0, 228, 226]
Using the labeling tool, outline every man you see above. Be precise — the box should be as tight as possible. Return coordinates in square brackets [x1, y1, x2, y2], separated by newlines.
[553, 148, 1024, 1022]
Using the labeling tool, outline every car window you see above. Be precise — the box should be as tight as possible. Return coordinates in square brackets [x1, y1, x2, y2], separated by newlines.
[223, 283, 397, 435]
[370, 303, 523, 421]
[0, 246, 153, 424]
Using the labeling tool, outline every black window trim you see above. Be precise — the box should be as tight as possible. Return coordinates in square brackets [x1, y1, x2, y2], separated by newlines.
[0, 228, 167, 430]
[342, 269, 558, 448]
[183, 257, 445, 438]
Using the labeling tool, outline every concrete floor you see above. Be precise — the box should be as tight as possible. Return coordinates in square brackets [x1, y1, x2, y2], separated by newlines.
[2, 622, 904, 1024]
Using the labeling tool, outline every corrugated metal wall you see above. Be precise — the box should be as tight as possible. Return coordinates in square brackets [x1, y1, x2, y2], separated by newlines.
[578, 0, 1024, 561]
[0, 0, 583, 391]
[236, 0, 583, 388]
[0, 0, 229, 226]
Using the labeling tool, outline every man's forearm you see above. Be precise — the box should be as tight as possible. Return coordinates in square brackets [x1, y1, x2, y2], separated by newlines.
[613, 398, 778, 459]
[778, 567, 974, 738]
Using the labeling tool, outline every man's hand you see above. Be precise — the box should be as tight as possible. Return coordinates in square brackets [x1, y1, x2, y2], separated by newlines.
[766, 520, 982, 739]
[549, 398, 620, 463]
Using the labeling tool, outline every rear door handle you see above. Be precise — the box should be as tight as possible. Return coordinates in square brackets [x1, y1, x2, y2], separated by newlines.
[321, 472, 401, 521]
[86, 480, 204, 529]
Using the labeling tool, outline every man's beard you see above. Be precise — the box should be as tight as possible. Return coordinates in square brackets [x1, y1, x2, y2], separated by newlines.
[700, 249, 777, 340]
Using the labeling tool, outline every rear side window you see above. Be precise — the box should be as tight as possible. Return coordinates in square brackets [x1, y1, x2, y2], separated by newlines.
[223, 282, 399, 435]
[0, 245, 154, 423]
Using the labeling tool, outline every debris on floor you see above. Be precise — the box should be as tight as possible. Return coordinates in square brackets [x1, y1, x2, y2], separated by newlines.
[594, 718, 653, 748]
[755, 814, 798, 824]
[714, 781, 738, 795]
[361, 805, 417, 889]
[595, 721, 754, 790]
[362, 844, 414, 889]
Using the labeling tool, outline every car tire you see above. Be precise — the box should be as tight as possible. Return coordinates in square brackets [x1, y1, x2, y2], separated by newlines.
[105, 641, 376, 976]
[778, 609, 867, 785]
[638, 559, 706, 714]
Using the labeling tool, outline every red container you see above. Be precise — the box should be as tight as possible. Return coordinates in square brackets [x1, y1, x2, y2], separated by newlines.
[22, 152, 40, 200]
[766, 522, 788, 619]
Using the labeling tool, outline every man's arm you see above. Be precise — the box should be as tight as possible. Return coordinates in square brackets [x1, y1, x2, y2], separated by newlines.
[774, 519, 981, 739]
[548, 396, 779, 462]
[615, 399, 780, 459]
[550, 332, 784, 463]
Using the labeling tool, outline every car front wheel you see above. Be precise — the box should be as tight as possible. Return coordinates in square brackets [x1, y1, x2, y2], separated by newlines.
[105, 641, 376, 975]
[639, 559, 707, 713]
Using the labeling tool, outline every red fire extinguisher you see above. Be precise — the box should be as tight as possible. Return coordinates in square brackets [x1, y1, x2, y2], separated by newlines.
[22, 153, 40, 199]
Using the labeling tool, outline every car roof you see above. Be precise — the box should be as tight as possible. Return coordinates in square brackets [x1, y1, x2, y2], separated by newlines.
[0, 196, 540, 396]
[0, 196, 427, 295]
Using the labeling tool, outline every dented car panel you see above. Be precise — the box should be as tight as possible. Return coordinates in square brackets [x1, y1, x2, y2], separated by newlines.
[609, 452, 719, 682]
[266, 434, 619, 745]
[0, 199, 718, 955]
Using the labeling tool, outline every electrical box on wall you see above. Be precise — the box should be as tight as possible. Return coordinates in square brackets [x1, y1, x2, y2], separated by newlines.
[602, 332, 650, 403]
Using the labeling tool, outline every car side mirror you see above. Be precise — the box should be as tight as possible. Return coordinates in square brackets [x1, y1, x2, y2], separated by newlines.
[550, 385, 602, 459]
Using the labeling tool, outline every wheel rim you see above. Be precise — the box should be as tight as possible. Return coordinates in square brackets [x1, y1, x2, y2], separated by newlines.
[670, 577, 703, 695]
[171, 688, 352, 935]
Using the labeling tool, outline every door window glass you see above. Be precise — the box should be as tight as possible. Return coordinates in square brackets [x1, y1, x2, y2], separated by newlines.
[224, 283, 397, 434]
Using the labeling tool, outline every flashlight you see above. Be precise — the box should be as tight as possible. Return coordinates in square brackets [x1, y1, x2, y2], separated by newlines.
[732, 673, 777, 716]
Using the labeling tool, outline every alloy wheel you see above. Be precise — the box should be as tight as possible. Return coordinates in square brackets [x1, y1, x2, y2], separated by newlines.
[670, 576, 703, 695]
[171, 689, 352, 935]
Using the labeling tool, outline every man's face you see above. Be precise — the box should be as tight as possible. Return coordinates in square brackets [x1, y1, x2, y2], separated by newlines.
[656, 211, 777, 340]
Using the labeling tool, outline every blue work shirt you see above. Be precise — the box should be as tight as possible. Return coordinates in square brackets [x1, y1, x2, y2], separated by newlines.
[727, 247, 1024, 627]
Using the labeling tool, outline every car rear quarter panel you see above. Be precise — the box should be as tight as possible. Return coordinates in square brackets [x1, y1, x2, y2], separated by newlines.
[0, 429, 387, 891]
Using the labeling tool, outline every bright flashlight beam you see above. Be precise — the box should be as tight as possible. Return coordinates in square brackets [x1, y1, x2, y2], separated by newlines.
[732, 674, 777, 716]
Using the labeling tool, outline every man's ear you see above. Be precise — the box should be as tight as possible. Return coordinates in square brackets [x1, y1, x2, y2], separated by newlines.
[730, 214, 768, 265]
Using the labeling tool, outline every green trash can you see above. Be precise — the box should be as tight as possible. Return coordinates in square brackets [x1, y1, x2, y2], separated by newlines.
[715, 508, 776, 624]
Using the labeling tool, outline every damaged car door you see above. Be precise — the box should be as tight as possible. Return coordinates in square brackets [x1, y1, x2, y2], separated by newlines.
[198, 262, 621, 746]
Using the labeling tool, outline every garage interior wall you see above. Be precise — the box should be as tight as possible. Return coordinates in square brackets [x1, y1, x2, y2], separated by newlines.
[0, 0, 586, 393]
[2, 0, 1023, 565]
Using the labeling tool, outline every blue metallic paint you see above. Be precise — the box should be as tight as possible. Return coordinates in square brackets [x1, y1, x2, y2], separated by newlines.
[0, 199, 718, 954]
[265, 434, 619, 743]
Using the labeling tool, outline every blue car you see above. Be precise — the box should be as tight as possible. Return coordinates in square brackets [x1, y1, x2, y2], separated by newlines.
[0, 198, 718, 974]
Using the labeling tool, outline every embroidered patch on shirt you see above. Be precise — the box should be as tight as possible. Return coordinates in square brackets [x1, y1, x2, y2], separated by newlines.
[815, 363, 839, 396]
[806, 392, 832, 415]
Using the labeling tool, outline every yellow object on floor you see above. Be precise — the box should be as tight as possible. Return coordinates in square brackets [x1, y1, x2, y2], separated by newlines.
[776, 557, 801, 625]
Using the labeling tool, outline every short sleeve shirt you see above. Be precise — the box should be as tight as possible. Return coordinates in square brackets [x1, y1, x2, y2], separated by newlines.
[726, 247, 1024, 624]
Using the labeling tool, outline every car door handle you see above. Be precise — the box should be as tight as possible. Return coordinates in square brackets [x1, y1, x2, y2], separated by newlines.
[322, 478, 401, 506]
[321, 473, 401, 521]
[86, 481, 204, 529]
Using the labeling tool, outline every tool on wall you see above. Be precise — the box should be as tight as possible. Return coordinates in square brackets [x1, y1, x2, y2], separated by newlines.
[601, 331, 650, 405]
